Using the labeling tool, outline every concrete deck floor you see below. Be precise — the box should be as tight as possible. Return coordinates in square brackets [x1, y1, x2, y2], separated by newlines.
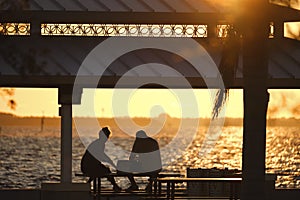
[0, 188, 300, 200]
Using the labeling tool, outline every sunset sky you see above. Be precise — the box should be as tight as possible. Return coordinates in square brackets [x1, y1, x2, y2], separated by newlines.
[0, 88, 300, 119]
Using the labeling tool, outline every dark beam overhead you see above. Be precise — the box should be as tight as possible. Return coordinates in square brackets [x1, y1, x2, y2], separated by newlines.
[1, 4, 299, 24]
[0, 75, 299, 89]
[0, 11, 227, 24]
[269, 4, 300, 22]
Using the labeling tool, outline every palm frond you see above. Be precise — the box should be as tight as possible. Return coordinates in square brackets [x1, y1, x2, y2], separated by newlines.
[212, 27, 239, 119]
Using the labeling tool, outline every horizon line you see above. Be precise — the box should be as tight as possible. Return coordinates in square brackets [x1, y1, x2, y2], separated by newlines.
[1, 111, 299, 120]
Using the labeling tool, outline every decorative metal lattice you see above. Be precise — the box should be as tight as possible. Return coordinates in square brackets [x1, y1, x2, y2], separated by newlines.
[217, 23, 275, 38]
[0, 23, 30, 35]
[41, 23, 208, 37]
[217, 24, 232, 38]
[0, 22, 276, 38]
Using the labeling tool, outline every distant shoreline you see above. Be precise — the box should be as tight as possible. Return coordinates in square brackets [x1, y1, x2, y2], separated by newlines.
[0, 112, 299, 127]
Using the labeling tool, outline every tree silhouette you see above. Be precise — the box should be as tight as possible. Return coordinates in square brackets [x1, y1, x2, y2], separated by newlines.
[212, 27, 240, 119]
[0, 88, 16, 110]
[0, 0, 29, 110]
[0, 0, 29, 10]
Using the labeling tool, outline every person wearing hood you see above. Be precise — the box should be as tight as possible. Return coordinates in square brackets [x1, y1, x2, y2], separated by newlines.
[126, 130, 162, 192]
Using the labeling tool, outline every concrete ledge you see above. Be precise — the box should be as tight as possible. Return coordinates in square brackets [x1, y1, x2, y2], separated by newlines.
[0, 189, 40, 200]
[41, 183, 91, 200]
[41, 182, 90, 191]
[272, 189, 300, 200]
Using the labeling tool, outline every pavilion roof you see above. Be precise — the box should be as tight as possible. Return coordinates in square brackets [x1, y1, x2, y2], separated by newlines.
[1, 0, 227, 13]
[0, 36, 300, 88]
[0, 1, 300, 89]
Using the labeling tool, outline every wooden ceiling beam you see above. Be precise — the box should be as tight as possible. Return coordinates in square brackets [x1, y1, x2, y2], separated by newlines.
[269, 4, 300, 22]
[0, 75, 299, 89]
[0, 11, 227, 24]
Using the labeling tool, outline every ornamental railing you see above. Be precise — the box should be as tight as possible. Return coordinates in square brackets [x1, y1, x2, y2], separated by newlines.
[0, 22, 275, 38]
[41, 23, 208, 37]
[0, 23, 30, 35]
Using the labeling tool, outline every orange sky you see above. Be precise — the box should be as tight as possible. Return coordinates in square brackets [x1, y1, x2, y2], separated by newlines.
[0, 88, 300, 119]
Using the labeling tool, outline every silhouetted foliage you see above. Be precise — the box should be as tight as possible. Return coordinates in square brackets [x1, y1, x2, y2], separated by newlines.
[0, 0, 31, 110]
[0, 88, 16, 110]
[2, 46, 48, 76]
[212, 27, 240, 119]
[0, 0, 29, 10]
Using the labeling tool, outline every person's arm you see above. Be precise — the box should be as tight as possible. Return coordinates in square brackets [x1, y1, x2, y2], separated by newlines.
[89, 140, 117, 169]
[100, 152, 117, 168]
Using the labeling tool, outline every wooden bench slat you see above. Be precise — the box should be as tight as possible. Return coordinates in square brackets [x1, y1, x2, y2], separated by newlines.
[74, 171, 183, 197]
[157, 177, 242, 182]
[156, 177, 242, 200]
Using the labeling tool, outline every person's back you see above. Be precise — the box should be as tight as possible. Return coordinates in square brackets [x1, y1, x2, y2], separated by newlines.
[126, 130, 162, 192]
[132, 136, 162, 173]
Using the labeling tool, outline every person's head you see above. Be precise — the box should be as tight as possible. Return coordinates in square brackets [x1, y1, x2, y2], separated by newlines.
[136, 130, 147, 138]
[99, 127, 111, 139]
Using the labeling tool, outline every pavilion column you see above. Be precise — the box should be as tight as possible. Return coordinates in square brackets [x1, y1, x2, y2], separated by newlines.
[240, 1, 269, 200]
[58, 86, 82, 183]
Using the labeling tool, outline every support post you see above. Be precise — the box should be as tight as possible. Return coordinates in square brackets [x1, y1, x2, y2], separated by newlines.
[208, 22, 217, 38]
[239, 1, 270, 200]
[274, 20, 284, 39]
[58, 86, 82, 183]
[59, 103, 72, 183]
[41, 86, 84, 200]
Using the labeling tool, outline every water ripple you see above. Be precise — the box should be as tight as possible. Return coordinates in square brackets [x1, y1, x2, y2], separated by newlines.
[0, 126, 299, 189]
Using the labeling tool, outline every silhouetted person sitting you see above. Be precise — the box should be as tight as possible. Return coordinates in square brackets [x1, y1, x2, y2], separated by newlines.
[126, 130, 162, 192]
[81, 127, 121, 192]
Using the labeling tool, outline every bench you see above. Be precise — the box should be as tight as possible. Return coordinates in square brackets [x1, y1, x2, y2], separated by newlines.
[75, 172, 138, 194]
[156, 177, 242, 200]
[75, 171, 182, 195]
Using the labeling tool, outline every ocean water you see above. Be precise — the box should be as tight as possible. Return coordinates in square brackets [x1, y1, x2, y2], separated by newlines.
[0, 125, 299, 189]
